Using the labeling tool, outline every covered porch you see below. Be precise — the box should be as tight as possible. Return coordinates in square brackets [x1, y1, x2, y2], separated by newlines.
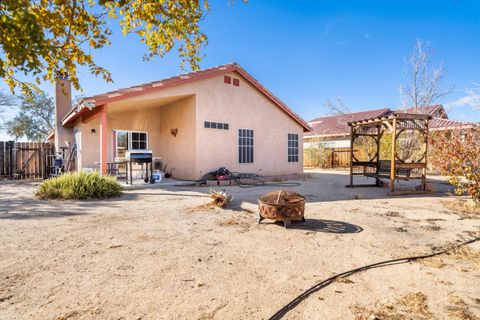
[67, 92, 197, 183]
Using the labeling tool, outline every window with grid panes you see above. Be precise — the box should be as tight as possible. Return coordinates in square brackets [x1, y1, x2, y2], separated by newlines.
[239, 129, 254, 163]
[288, 133, 299, 162]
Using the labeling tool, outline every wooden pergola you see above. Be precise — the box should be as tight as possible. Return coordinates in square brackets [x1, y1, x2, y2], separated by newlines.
[347, 113, 432, 195]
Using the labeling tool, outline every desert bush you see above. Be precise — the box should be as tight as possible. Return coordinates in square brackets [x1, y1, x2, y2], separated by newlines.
[36, 171, 122, 200]
[430, 128, 480, 205]
[304, 144, 332, 167]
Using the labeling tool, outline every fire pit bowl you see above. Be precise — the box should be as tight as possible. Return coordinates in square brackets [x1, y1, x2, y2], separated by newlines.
[257, 190, 305, 228]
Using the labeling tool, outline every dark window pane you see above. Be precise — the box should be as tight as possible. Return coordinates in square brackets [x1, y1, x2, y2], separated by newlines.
[224, 123, 229, 130]
[211, 122, 217, 129]
[132, 141, 139, 150]
[140, 132, 147, 141]
[205, 121, 211, 128]
[217, 123, 223, 129]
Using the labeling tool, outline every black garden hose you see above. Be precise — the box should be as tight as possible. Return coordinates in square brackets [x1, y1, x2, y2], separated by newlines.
[268, 236, 480, 320]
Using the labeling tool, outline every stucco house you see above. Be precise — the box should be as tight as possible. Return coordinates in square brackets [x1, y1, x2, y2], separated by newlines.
[304, 105, 475, 149]
[48, 63, 311, 180]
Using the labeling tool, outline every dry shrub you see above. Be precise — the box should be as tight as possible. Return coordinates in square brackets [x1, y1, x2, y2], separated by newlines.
[36, 171, 122, 200]
[430, 128, 480, 204]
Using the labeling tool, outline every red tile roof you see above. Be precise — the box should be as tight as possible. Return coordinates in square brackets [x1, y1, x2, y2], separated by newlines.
[429, 118, 476, 131]
[62, 63, 311, 132]
[304, 108, 390, 137]
[305, 105, 476, 138]
[399, 105, 445, 116]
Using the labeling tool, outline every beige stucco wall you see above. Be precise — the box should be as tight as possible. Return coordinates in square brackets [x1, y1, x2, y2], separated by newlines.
[193, 72, 304, 179]
[72, 71, 305, 180]
[74, 116, 100, 170]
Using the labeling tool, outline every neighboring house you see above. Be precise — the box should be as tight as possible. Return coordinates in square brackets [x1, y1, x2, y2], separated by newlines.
[304, 105, 476, 149]
[47, 63, 311, 180]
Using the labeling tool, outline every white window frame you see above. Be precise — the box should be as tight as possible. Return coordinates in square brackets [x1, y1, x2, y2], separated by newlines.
[114, 130, 149, 160]
[288, 133, 299, 163]
[239, 128, 254, 164]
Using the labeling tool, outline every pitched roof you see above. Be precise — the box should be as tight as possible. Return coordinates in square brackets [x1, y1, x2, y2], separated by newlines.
[305, 105, 476, 138]
[304, 108, 390, 137]
[429, 118, 476, 131]
[399, 105, 448, 118]
[62, 63, 311, 132]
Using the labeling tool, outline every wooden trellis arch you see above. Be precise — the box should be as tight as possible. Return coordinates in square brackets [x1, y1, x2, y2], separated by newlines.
[347, 113, 431, 195]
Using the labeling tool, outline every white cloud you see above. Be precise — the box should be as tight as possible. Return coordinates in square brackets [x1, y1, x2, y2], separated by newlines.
[448, 84, 480, 110]
[321, 17, 342, 38]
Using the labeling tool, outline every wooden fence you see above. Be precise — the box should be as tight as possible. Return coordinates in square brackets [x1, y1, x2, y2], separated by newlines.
[0, 141, 55, 180]
[304, 147, 351, 168]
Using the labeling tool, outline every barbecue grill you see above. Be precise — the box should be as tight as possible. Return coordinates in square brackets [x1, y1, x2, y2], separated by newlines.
[126, 150, 154, 185]
[258, 190, 305, 228]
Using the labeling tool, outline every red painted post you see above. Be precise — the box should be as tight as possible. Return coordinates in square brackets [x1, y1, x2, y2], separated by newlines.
[100, 105, 108, 175]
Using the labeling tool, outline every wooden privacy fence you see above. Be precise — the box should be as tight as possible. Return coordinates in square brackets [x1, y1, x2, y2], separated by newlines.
[0, 141, 55, 180]
[304, 147, 351, 168]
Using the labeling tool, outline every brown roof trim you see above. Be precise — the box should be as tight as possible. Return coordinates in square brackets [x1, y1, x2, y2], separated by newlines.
[45, 130, 55, 141]
[62, 63, 311, 132]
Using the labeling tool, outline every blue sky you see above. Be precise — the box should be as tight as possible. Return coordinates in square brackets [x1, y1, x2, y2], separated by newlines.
[1, 0, 480, 139]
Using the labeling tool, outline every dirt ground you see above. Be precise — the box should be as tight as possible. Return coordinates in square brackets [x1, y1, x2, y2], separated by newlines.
[0, 169, 479, 320]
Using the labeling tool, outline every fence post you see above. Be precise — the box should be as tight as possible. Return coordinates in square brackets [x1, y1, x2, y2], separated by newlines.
[7, 141, 14, 179]
[0, 141, 4, 178]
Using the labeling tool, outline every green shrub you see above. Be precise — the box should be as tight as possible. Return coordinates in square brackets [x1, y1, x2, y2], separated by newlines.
[36, 171, 122, 200]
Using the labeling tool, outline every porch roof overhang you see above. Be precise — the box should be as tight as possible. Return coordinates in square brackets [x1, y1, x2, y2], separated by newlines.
[61, 63, 312, 132]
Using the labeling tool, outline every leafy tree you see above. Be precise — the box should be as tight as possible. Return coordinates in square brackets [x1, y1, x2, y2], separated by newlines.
[430, 128, 480, 205]
[4, 92, 54, 141]
[0, 0, 210, 95]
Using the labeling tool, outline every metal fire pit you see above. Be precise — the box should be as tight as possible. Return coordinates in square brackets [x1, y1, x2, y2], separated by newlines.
[257, 190, 305, 228]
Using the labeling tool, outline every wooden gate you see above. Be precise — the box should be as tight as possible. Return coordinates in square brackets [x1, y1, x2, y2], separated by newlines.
[0, 141, 55, 180]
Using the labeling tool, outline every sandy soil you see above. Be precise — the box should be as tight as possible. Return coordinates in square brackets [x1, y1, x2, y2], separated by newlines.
[0, 169, 479, 320]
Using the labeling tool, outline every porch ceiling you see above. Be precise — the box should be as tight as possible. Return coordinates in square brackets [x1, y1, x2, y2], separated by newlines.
[107, 94, 193, 114]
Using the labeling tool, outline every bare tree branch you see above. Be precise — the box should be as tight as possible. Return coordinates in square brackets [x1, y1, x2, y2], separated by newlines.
[399, 39, 452, 113]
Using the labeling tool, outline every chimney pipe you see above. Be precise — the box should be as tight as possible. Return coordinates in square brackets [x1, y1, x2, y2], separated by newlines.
[54, 75, 73, 154]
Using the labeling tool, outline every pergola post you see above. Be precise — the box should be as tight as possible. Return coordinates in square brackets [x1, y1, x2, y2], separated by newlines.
[390, 118, 397, 193]
[421, 119, 429, 191]
[375, 125, 381, 186]
[349, 125, 354, 187]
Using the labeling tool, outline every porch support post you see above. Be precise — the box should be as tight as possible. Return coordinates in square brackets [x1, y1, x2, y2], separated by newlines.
[100, 105, 107, 175]
[390, 118, 397, 193]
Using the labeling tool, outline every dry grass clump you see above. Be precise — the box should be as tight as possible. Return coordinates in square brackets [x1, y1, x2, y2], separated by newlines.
[218, 217, 250, 232]
[446, 294, 480, 320]
[351, 292, 434, 320]
[445, 246, 480, 268]
[442, 199, 480, 218]
[418, 243, 480, 270]
[185, 203, 218, 213]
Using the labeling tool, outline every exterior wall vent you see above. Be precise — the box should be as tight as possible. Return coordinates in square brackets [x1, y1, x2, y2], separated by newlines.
[233, 78, 240, 86]
[224, 75, 231, 84]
